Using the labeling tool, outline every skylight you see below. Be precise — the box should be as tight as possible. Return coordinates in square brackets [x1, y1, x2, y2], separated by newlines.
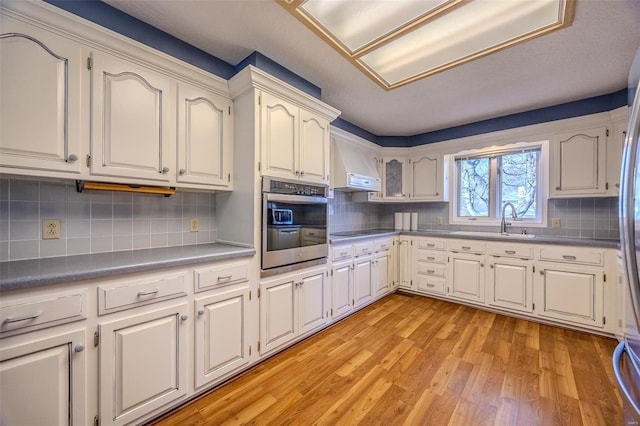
[278, 0, 574, 90]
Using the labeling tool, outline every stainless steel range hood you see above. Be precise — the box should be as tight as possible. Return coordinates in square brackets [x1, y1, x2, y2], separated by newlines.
[332, 142, 381, 192]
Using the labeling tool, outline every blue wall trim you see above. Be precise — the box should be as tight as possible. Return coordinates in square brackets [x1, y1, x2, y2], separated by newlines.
[405, 89, 628, 147]
[234, 52, 321, 98]
[45, 0, 235, 79]
[44, 1, 629, 149]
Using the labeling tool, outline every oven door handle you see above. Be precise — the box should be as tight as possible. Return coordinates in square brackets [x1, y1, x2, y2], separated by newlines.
[265, 193, 328, 204]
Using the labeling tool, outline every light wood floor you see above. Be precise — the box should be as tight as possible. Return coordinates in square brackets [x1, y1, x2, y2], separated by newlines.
[150, 293, 623, 425]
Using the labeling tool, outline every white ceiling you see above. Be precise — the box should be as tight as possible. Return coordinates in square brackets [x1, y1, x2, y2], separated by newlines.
[103, 0, 640, 137]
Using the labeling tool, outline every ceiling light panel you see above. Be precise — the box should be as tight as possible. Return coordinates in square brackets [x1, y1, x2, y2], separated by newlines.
[279, 0, 574, 90]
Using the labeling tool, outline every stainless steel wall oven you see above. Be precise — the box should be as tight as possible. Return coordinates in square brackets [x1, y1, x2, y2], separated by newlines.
[261, 178, 328, 275]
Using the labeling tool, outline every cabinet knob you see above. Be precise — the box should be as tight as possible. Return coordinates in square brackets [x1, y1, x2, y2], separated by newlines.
[539, 270, 545, 275]
[67, 154, 78, 162]
[300, 170, 305, 175]
[74, 344, 85, 353]
[480, 263, 484, 267]
[197, 308, 205, 316]
[555, 186, 561, 190]
[180, 314, 188, 321]
[179, 169, 186, 175]
[161, 167, 170, 174]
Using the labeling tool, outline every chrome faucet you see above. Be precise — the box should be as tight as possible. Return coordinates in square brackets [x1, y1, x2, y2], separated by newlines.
[501, 202, 518, 234]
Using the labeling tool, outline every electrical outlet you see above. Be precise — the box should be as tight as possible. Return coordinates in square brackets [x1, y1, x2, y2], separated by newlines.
[42, 219, 61, 239]
[189, 218, 199, 232]
[436, 216, 443, 225]
[552, 218, 561, 228]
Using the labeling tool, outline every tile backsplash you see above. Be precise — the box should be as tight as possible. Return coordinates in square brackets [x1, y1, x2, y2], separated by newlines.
[329, 191, 620, 240]
[0, 178, 217, 261]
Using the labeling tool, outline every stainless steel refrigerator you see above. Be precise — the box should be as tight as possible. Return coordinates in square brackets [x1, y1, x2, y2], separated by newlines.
[615, 45, 640, 423]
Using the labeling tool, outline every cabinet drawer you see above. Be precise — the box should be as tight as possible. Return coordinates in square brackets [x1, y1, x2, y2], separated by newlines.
[416, 276, 446, 295]
[416, 250, 446, 264]
[488, 243, 532, 259]
[195, 262, 249, 292]
[449, 240, 485, 254]
[353, 242, 373, 257]
[538, 247, 604, 266]
[374, 238, 393, 253]
[416, 263, 447, 278]
[332, 245, 353, 262]
[0, 290, 87, 337]
[416, 238, 445, 251]
[98, 272, 188, 315]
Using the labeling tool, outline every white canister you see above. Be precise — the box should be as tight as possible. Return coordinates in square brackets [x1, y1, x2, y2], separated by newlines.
[402, 212, 411, 231]
[394, 212, 403, 230]
[411, 212, 418, 231]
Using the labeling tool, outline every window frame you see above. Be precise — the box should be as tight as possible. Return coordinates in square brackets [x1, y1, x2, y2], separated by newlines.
[448, 140, 549, 227]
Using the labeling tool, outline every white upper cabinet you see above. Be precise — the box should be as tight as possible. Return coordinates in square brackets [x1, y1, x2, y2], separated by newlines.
[550, 127, 608, 197]
[608, 109, 629, 196]
[0, 15, 84, 176]
[382, 157, 408, 199]
[260, 91, 330, 185]
[408, 152, 448, 201]
[90, 51, 174, 183]
[177, 82, 233, 189]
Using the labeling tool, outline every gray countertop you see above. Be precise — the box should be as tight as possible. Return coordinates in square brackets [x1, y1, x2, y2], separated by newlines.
[0, 243, 256, 292]
[329, 229, 619, 249]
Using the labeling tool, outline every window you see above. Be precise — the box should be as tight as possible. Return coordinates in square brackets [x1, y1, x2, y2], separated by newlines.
[451, 141, 547, 226]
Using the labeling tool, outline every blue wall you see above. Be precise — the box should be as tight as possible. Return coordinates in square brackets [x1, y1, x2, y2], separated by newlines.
[47, 1, 629, 149]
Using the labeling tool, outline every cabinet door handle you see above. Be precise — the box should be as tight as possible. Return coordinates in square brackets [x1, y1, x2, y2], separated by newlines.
[505, 250, 516, 254]
[300, 170, 305, 175]
[67, 154, 78, 162]
[217, 274, 233, 282]
[137, 288, 159, 297]
[480, 263, 484, 267]
[198, 308, 205, 316]
[427, 243, 435, 247]
[427, 256, 436, 261]
[562, 255, 577, 260]
[180, 314, 188, 321]
[426, 283, 435, 288]
[74, 344, 85, 353]
[462, 246, 471, 250]
[161, 166, 170, 174]
[427, 269, 435, 274]
[3, 312, 41, 324]
[540, 270, 545, 275]
[490, 264, 494, 269]
[179, 169, 186, 175]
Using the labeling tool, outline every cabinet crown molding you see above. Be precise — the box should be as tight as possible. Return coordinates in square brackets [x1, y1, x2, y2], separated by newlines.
[229, 65, 340, 121]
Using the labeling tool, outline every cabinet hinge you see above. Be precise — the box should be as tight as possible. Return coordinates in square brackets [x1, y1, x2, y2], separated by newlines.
[533, 302, 536, 310]
[258, 161, 261, 172]
[228, 173, 231, 182]
[258, 95, 261, 105]
[331, 308, 333, 316]
[93, 415, 100, 426]
[258, 288, 261, 298]
[606, 128, 610, 137]
[352, 299, 355, 306]
[603, 316, 606, 325]
[249, 346, 251, 356]
[86, 155, 92, 167]
[410, 280, 413, 287]
[87, 56, 93, 70]
[257, 341, 261, 351]
[93, 331, 100, 347]
[249, 291, 251, 301]
[228, 106, 231, 115]
[410, 241, 413, 246]
[604, 273, 607, 282]
[606, 182, 609, 190]
[532, 265, 536, 273]
[331, 269, 333, 277]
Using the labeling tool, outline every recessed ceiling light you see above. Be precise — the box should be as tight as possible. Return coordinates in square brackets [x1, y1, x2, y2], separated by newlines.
[278, 0, 575, 90]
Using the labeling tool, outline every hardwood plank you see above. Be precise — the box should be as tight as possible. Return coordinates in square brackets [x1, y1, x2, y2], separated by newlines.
[149, 294, 623, 426]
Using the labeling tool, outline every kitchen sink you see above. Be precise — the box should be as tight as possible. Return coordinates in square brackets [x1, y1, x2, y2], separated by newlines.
[451, 231, 535, 239]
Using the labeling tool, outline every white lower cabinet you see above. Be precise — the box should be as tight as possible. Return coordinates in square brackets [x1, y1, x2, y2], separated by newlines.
[99, 303, 188, 426]
[353, 254, 374, 308]
[397, 237, 413, 289]
[373, 250, 392, 297]
[0, 328, 86, 426]
[331, 260, 354, 320]
[535, 263, 605, 328]
[448, 253, 485, 304]
[259, 267, 329, 355]
[487, 258, 533, 313]
[194, 285, 250, 389]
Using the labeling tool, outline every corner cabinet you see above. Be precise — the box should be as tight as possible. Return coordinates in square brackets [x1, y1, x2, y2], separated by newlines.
[550, 127, 608, 197]
[260, 91, 330, 185]
[0, 14, 84, 177]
